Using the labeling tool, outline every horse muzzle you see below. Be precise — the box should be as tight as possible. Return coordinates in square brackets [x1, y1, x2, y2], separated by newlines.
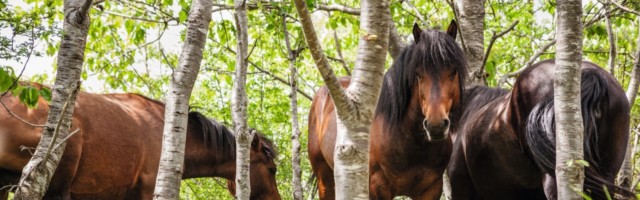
[423, 118, 450, 142]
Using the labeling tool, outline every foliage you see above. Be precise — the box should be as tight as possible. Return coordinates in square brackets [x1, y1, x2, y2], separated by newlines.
[1, 0, 639, 199]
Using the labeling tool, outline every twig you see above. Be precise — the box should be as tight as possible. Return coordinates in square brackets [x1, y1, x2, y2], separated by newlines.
[607, 0, 640, 16]
[481, 20, 519, 71]
[42, 82, 81, 164]
[333, 31, 351, 75]
[52, 128, 81, 150]
[317, 4, 360, 15]
[20, 145, 36, 155]
[0, 99, 45, 127]
[402, 0, 427, 26]
[497, 40, 556, 87]
[100, 10, 174, 24]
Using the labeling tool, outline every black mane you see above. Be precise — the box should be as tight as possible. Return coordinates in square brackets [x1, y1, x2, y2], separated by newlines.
[376, 28, 467, 130]
[188, 112, 277, 160]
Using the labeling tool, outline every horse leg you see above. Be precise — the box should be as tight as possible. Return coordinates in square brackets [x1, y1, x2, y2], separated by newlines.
[448, 138, 479, 200]
[369, 167, 391, 200]
[411, 178, 443, 200]
[314, 160, 335, 200]
[542, 173, 557, 200]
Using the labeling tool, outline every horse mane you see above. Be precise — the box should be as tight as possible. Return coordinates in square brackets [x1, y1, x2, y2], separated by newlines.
[376, 28, 467, 130]
[188, 111, 278, 160]
[131, 93, 277, 161]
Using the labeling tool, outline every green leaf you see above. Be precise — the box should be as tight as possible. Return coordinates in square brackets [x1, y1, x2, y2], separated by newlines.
[38, 88, 51, 101]
[179, 10, 188, 24]
[19, 86, 39, 108]
[0, 68, 13, 92]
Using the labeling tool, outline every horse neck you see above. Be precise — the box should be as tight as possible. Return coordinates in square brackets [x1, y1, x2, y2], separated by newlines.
[181, 130, 236, 180]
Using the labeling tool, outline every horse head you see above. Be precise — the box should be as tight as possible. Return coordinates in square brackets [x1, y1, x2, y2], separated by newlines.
[411, 21, 466, 141]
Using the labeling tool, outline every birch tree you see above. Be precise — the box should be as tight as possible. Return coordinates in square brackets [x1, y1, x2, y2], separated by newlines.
[456, 0, 486, 86]
[554, 0, 584, 199]
[152, 0, 212, 198]
[13, 0, 92, 198]
[232, 0, 252, 199]
[282, 14, 304, 200]
[293, 0, 390, 198]
[619, 17, 640, 189]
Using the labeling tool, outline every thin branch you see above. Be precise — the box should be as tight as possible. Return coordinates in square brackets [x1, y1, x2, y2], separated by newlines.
[0, 99, 45, 127]
[481, 20, 519, 70]
[607, 0, 640, 16]
[317, 4, 360, 15]
[497, 40, 556, 86]
[333, 31, 351, 75]
[605, 3, 617, 75]
[403, 0, 427, 26]
[52, 128, 80, 150]
[100, 10, 174, 24]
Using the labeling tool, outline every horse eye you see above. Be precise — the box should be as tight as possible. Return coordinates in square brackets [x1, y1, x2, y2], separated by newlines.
[450, 70, 458, 80]
[269, 168, 277, 175]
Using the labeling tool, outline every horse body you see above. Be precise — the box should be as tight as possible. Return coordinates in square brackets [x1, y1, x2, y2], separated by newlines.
[308, 21, 467, 199]
[0, 88, 280, 200]
[449, 59, 631, 199]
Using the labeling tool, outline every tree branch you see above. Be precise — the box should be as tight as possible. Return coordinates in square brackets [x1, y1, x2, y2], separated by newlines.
[333, 31, 351, 75]
[497, 40, 556, 86]
[317, 4, 360, 15]
[607, 0, 640, 15]
[481, 20, 519, 71]
[293, 0, 350, 111]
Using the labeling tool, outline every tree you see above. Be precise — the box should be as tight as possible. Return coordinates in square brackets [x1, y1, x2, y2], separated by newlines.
[619, 16, 640, 189]
[282, 13, 304, 200]
[456, 0, 486, 86]
[232, 0, 252, 199]
[554, 0, 584, 199]
[293, 0, 390, 198]
[12, 0, 92, 199]
[152, 0, 212, 198]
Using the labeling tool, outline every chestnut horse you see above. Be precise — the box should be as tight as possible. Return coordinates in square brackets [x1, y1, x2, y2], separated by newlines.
[308, 21, 467, 199]
[448, 59, 633, 199]
[0, 86, 281, 200]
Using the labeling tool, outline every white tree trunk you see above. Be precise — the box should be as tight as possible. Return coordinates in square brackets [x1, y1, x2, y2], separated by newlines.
[554, 0, 584, 199]
[619, 17, 640, 189]
[152, 0, 212, 198]
[456, 0, 486, 86]
[282, 15, 304, 200]
[293, 0, 390, 198]
[232, 1, 252, 199]
[605, 4, 616, 75]
[13, 0, 92, 199]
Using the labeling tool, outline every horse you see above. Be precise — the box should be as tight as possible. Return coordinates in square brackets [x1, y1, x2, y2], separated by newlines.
[0, 84, 281, 200]
[448, 59, 633, 199]
[308, 20, 467, 199]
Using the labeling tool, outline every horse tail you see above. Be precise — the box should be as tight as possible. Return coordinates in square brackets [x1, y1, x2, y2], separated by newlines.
[525, 69, 634, 199]
[306, 172, 318, 200]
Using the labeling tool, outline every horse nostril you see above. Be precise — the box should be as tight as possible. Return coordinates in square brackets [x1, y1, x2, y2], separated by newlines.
[443, 119, 450, 127]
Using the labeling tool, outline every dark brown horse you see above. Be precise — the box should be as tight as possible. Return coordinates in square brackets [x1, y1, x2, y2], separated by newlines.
[308, 21, 467, 199]
[448, 59, 633, 199]
[0, 85, 281, 200]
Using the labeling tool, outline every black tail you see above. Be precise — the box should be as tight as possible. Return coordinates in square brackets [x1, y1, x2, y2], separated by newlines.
[306, 172, 318, 200]
[525, 69, 634, 199]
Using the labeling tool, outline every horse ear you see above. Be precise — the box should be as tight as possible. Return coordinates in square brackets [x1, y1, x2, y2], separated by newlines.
[251, 131, 261, 151]
[413, 23, 423, 43]
[446, 20, 458, 39]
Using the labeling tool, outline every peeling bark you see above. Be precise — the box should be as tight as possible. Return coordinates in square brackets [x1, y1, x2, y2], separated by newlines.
[13, 0, 92, 199]
[232, 0, 252, 199]
[152, 0, 212, 199]
[456, 0, 486, 86]
[554, 0, 585, 199]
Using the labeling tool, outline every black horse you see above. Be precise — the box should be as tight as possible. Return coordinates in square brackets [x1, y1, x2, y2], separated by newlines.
[448, 59, 632, 199]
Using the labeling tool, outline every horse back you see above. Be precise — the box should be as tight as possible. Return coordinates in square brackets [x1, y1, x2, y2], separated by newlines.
[307, 77, 351, 170]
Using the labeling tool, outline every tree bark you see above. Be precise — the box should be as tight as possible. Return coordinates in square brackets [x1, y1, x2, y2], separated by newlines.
[152, 0, 212, 199]
[456, 0, 486, 86]
[605, 3, 616, 75]
[293, 0, 390, 198]
[282, 14, 304, 200]
[232, 0, 252, 199]
[619, 17, 640, 189]
[12, 0, 92, 199]
[554, 0, 584, 199]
